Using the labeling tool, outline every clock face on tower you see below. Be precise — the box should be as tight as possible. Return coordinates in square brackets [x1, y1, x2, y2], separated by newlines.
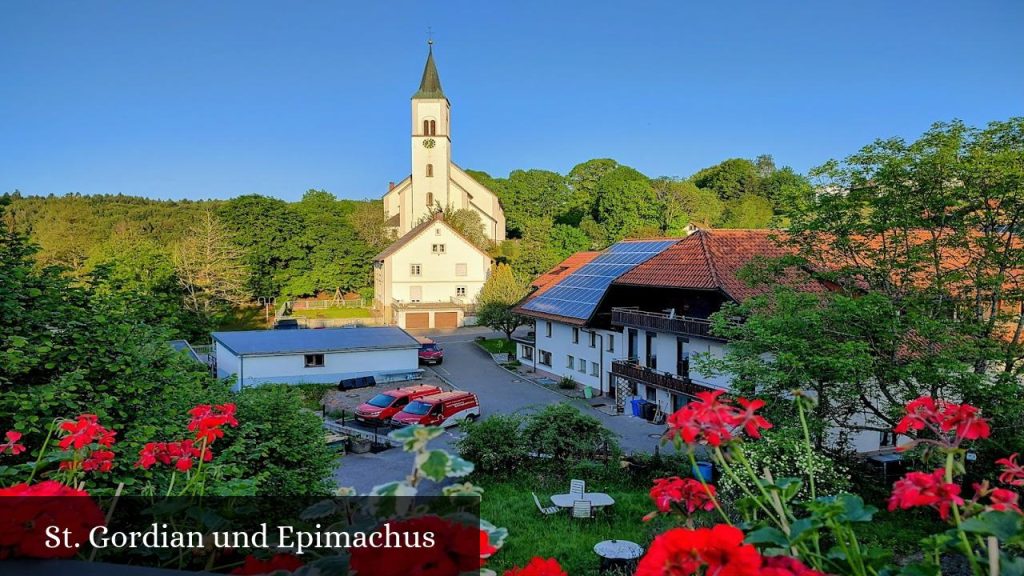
[422, 138, 436, 149]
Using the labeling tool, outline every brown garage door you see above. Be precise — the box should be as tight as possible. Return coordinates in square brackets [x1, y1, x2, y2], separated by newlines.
[405, 312, 429, 329]
[434, 312, 458, 329]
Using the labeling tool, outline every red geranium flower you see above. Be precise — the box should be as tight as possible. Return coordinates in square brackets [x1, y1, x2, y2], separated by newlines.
[888, 469, 964, 520]
[137, 440, 212, 472]
[996, 453, 1024, 487]
[648, 477, 717, 517]
[636, 524, 761, 576]
[0, 430, 26, 456]
[57, 414, 116, 451]
[665, 391, 772, 448]
[230, 553, 304, 575]
[188, 403, 238, 444]
[759, 555, 827, 576]
[987, 488, 1021, 514]
[894, 397, 990, 447]
[0, 481, 105, 558]
[348, 515, 488, 576]
[504, 557, 567, 576]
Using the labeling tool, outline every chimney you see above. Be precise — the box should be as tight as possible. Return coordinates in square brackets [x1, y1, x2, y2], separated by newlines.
[388, 181, 396, 191]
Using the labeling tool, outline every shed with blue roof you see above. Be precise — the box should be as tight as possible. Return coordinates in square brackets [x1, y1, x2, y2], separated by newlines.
[212, 326, 421, 389]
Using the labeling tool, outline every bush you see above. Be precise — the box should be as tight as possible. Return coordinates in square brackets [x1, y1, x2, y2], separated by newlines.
[457, 414, 528, 474]
[293, 383, 334, 410]
[220, 385, 337, 495]
[558, 376, 577, 390]
[716, 425, 850, 502]
[521, 403, 619, 467]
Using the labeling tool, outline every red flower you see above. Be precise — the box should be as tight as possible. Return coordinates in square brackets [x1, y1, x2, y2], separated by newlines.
[888, 469, 964, 520]
[82, 449, 115, 473]
[649, 477, 717, 516]
[0, 430, 26, 456]
[735, 398, 773, 439]
[137, 440, 212, 472]
[894, 397, 990, 446]
[57, 414, 116, 451]
[987, 488, 1022, 514]
[636, 524, 761, 576]
[230, 553, 304, 575]
[759, 556, 827, 576]
[665, 391, 773, 448]
[996, 453, 1024, 487]
[348, 515, 487, 576]
[188, 403, 238, 444]
[504, 557, 567, 576]
[0, 481, 105, 558]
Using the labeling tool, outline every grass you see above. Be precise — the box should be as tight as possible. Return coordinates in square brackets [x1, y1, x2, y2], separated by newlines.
[479, 473, 673, 575]
[290, 307, 372, 319]
[478, 338, 517, 355]
[217, 306, 268, 331]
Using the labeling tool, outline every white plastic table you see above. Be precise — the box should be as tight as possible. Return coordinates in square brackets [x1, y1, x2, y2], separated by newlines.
[549, 492, 615, 508]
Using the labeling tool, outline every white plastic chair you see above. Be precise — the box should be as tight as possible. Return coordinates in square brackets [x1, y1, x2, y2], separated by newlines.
[532, 492, 560, 515]
[572, 499, 593, 519]
[569, 479, 585, 497]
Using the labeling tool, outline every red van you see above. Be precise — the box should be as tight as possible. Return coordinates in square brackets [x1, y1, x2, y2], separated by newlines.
[390, 391, 481, 428]
[417, 337, 444, 365]
[354, 385, 443, 425]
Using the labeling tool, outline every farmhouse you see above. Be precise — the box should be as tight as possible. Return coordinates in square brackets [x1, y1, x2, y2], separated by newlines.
[212, 327, 421, 389]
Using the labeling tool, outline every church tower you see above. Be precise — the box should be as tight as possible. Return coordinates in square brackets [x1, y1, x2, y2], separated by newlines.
[409, 41, 451, 225]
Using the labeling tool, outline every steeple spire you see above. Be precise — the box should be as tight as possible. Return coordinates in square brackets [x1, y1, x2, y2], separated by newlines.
[412, 40, 445, 99]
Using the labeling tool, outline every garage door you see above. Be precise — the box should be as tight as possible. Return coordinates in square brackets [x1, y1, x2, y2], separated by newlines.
[405, 312, 429, 329]
[434, 312, 458, 329]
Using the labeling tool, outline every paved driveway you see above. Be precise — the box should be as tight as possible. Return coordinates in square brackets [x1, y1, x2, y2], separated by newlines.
[333, 329, 671, 492]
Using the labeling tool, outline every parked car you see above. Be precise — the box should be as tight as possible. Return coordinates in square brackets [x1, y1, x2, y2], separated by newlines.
[417, 337, 444, 365]
[353, 385, 442, 425]
[391, 391, 480, 428]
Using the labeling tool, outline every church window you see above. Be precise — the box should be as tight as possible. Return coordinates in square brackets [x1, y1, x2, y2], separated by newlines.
[426, 164, 433, 177]
[426, 192, 433, 206]
[422, 119, 436, 136]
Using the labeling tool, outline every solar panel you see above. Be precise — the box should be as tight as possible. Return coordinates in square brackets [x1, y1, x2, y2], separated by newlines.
[521, 239, 678, 320]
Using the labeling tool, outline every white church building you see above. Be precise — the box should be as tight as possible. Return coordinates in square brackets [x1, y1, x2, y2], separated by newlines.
[374, 44, 506, 329]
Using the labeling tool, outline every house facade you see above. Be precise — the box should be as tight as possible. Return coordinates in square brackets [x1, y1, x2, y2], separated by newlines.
[514, 229, 897, 454]
[212, 327, 420, 390]
[373, 43, 506, 329]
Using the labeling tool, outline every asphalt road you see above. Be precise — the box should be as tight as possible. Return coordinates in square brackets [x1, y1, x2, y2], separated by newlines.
[333, 328, 670, 493]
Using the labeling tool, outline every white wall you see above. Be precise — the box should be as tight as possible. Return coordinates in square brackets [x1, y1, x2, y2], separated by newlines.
[387, 222, 491, 304]
[521, 320, 624, 393]
[215, 345, 418, 389]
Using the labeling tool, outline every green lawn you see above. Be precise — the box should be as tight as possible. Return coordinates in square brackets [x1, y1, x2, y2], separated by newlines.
[478, 338, 517, 355]
[217, 306, 268, 331]
[290, 307, 372, 319]
[479, 474, 674, 575]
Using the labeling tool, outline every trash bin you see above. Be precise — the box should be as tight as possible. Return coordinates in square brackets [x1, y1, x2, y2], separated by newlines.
[692, 461, 713, 482]
[642, 401, 657, 421]
[584, 386, 593, 399]
[630, 399, 645, 417]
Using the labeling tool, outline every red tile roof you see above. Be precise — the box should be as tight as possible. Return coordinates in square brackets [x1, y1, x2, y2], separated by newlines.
[613, 229, 823, 302]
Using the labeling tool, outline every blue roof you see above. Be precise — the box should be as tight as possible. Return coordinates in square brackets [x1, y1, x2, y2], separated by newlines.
[520, 239, 679, 321]
[212, 327, 420, 356]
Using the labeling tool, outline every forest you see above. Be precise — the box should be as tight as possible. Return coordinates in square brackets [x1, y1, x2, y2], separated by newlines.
[1, 154, 808, 323]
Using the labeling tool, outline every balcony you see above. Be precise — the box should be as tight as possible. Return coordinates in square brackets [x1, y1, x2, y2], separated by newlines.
[392, 297, 478, 314]
[611, 308, 724, 341]
[611, 359, 717, 397]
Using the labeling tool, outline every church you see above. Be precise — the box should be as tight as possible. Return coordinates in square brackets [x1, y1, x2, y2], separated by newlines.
[373, 44, 506, 330]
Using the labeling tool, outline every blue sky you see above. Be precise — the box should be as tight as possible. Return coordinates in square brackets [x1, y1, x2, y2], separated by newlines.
[2, 1, 1022, 202]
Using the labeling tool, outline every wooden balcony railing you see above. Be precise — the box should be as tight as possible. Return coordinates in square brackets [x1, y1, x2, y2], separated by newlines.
[611, 359, 716, 397]
[611, 308, 724, 341]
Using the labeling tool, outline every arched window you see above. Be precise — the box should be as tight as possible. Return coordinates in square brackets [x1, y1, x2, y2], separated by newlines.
[423, 119, 430, 135]
[426, 164, 434, 178]
[422, 119, 436, 136]
[429, 120, 436, 135]
[426, 192, 434, 206]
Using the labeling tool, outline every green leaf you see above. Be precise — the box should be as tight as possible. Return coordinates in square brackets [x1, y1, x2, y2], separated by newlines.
[300, 499, 340, 520]
[388, 425, 445, 452]
[960, 510, 1024, 541]
[418, 450, 452, 482]
[836, 493, 876, 523]
[745, 526, 789, 548]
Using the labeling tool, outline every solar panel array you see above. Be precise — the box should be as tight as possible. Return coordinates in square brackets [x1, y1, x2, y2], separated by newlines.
[521, 239, 679, 320]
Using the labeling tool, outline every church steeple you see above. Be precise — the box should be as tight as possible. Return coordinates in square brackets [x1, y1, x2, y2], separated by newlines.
[412, 42, 445, 100]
